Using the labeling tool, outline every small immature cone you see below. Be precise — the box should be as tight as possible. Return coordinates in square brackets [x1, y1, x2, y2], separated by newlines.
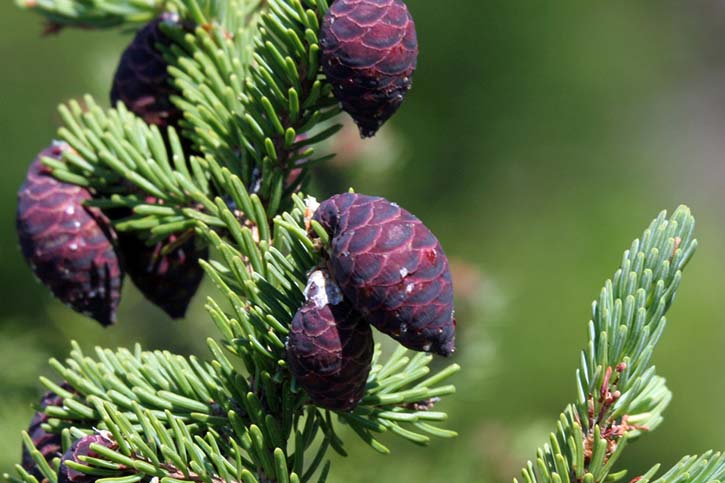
[16, 143, 123, 326]
[313, 193, 456, 356]
[21, 383, 74, 480]
[287, 270, 374, 411]
[320, 0, 418, 137]
[117, 231, 207, 319]
[110, 13, 180, 128]
[58, 433, 117, 483]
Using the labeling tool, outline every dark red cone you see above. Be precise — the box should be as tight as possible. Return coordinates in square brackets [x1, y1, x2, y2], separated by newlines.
[110, 13, 180, 128]
[313, 193, 456, 356]
[16, 143, 123, 326]
[287, 270, 373, 411]
[117, 230, 207, 319]
[58, 433, 117, 483]
[21, 383, 74, 481]
[320, 0, 418, 137]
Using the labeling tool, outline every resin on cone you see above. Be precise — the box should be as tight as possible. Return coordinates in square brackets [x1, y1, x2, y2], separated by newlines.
[313, 193, 455, 356]
[287, 270, 373, 411]
[16, 142, 123, 326]
[58, 433, 117, 483]
[21, 383, 74, 481]
[320, 0, 418, 137]
[110, 13, 181, 128]
[118, 230, 207, 319]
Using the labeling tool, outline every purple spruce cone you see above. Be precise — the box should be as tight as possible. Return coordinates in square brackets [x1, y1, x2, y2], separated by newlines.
[320, 0, 418, 137]
[117, 229, 207, 319]
[110, 13, 181, 128]
[21, 383, 75, 481]
[58, 433, 118, 483]
[313, 193, 456, 356]
[287, 270, 374, 411]
[16, 143, 123, 326]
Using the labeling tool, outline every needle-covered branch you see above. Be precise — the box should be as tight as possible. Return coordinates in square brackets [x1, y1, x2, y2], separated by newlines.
[11, 0, 457, 482]
[516, 206, 697, 483]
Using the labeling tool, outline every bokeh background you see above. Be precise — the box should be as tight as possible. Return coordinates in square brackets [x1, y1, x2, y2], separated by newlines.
[2, 1, 725, 481]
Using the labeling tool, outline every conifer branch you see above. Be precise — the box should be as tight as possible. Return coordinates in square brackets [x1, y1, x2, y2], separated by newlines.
[12, 2, 725, 482]
[15, 89, 459, 483]
[637, 451, 725, 483]
[516, 206, 698, 483]
[11, 0, 452, 481]
[15, 0, 163, 30]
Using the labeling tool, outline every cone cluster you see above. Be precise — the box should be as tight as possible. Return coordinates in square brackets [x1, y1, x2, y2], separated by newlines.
[16, 16, 205, 325]
[287, 1, 433, 412]
[287, 193, 456, 411]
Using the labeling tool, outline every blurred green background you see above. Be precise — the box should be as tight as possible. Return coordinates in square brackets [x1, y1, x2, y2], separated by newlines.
[2, 1, 725, 481]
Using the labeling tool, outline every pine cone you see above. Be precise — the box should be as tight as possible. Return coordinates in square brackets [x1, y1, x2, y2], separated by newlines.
[117, 230, 207, 319]
[16, 143, 123, 326]
[110, 13, 181, 128]
[287, 270, 373, 411]
[320, 0, 418, 137]
[58, 433, 117, 483]
[313, 193, 456, 356]
[21, 383, 74, 481]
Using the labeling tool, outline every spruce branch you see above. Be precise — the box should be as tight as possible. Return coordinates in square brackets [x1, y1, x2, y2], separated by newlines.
[9, 178, 460, 482]
[14, 2, 725, 483]
[11, 0, 460, 482]
[17, 101, 460, 482]
[14, 0, 263, 31]
[636, 451, 725, 483]
[35, 341, 229, 429]
[15, 0, 164, 30]
[516, 206, 697, 483]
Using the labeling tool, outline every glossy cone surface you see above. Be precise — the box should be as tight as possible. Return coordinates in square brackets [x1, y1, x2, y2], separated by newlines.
[314, 193, 456, 356]
[287, 270, 373, 410]
[110, 14, 180, 128]
[16, 143, 123, 326]
[320, 0, 418, 137]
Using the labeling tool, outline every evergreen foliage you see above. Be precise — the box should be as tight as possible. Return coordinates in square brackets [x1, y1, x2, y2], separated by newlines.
[9, 0, 458, 482]
[8, 0, 722, 482]
[515, 207, 710, 483]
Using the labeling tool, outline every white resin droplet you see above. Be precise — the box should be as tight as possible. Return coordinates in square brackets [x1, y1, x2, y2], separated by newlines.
[304, 269, 343, 308]
[305, 196, 320, 215]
